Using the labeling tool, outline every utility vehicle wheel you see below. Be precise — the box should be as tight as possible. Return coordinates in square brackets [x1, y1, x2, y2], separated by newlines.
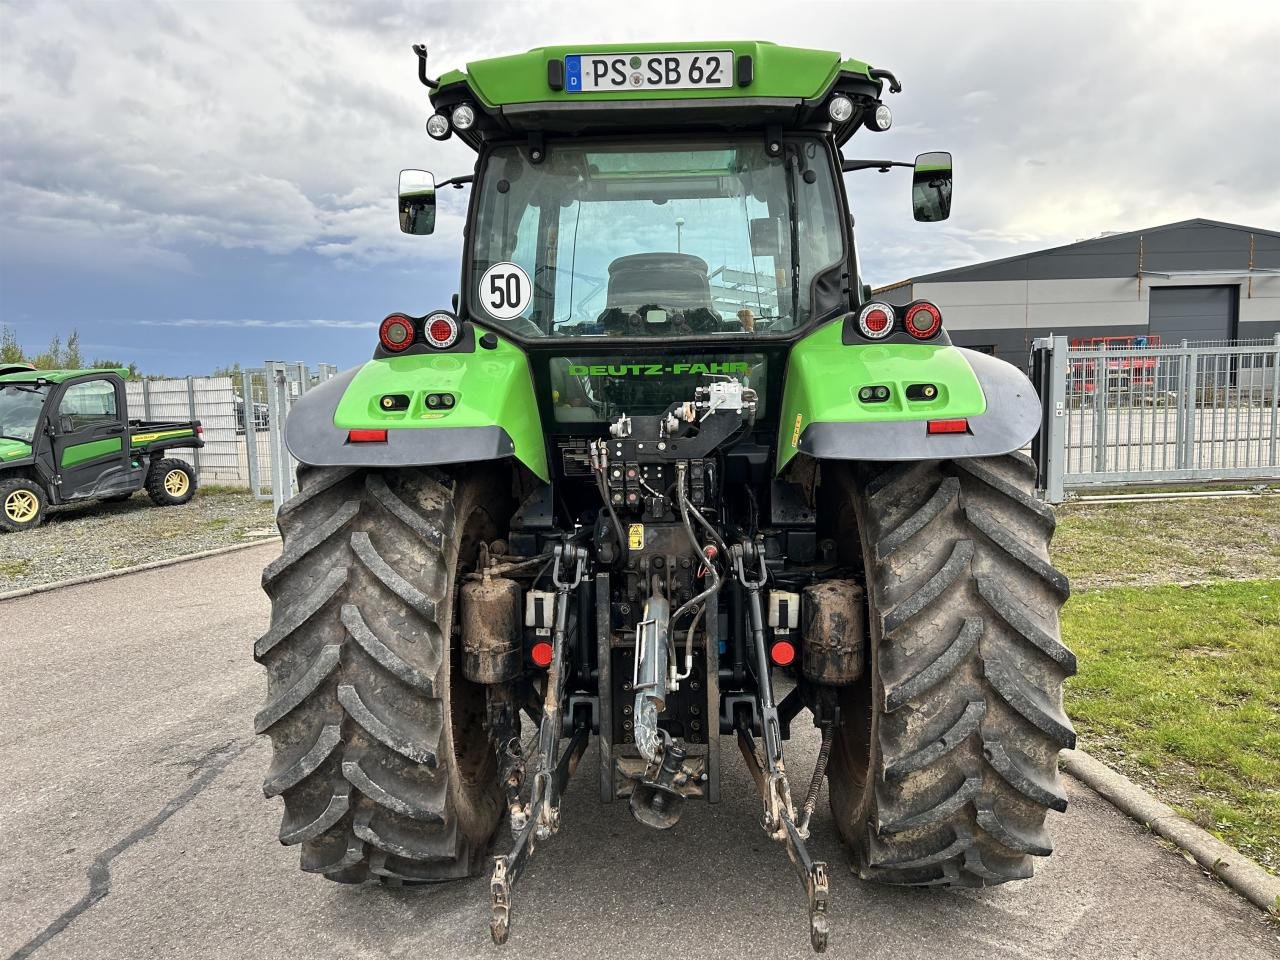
[256, 465, 508, 883]
[826, 453, 1075, 886]
[146, 459, 197, 506]
[0, 478, 46, 532]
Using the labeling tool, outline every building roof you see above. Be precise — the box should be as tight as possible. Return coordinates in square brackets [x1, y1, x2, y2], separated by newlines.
[879, 218, 1280, 290]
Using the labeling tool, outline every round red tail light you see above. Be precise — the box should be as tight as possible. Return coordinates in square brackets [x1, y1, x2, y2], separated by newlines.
[379, 314, 414, 352]
[424, 312, 460, 349]
[530, 641, 554, 668]
[904, 300, 943, 339]
[857, 301, 895, 340]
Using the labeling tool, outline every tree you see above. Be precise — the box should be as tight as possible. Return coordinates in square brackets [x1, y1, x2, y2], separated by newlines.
[64, 330, 84, 369]
[0, 325, 24, 364]
[90, 359, 142, 380]
[31, 335, 63, 370]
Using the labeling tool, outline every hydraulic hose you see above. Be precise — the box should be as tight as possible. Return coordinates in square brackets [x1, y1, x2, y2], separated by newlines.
[590, 441, 628, 564]
[672, 462, 721, 681]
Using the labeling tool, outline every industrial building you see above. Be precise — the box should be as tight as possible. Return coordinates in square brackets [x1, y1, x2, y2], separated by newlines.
[878, 219, 1280, 360]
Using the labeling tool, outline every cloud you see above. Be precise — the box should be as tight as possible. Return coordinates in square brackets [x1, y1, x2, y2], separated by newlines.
[1, 0, 1277, 300]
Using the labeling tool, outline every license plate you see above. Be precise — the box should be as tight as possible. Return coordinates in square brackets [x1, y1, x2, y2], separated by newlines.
[564, 51, 734, 93]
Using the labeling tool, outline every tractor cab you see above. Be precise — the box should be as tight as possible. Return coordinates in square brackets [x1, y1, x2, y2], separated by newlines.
[392, 42, 957, 481]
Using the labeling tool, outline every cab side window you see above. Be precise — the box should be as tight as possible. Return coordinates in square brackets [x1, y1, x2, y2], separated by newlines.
[58, 379, 118, 431]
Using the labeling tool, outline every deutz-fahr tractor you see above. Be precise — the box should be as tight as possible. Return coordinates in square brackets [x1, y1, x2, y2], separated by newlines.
[255, 41, 1073, 952]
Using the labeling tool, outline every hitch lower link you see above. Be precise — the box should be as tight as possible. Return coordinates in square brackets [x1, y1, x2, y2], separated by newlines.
[489, 543, 590, 945]
[731, 541, 831, 953]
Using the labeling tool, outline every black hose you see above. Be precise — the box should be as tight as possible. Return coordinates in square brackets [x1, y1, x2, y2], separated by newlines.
[672, 463, 720, 638]
[592, 453, 628, 564]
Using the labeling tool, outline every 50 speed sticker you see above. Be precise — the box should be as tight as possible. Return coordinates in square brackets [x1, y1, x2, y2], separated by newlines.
[479, 262, 532, 321]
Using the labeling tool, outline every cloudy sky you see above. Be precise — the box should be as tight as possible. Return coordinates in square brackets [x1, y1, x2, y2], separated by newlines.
[1, 0, 1278, 373]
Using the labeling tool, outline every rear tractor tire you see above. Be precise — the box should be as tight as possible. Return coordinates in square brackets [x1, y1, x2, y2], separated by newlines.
[827, 453, 1076, 886]
[146, 458, 197, 506]
[255, 464, 509, 883]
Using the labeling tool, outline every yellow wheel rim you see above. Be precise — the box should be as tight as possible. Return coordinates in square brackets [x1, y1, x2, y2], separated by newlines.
[4, 489, 39, 523]
[164, 469, 190, 497]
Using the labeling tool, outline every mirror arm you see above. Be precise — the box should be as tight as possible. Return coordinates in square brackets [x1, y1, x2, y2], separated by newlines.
[868, 68, 902, 94]
[412, 44, 439, 90]
[841, 159, 913, 174]
[437, 174, 474, 190]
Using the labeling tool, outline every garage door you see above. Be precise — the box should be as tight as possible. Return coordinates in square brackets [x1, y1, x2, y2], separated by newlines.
[1148, 286, 1235, 343]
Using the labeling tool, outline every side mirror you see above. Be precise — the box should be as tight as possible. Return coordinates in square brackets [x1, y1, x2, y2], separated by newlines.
[912, 151, 953, 222]
[749, 217, 783, 258]
[398, 169, 437, 235]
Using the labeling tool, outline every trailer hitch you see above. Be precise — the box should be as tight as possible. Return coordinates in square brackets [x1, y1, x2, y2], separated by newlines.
[490, 543, 589, 945]
[731, 540, 831, 953]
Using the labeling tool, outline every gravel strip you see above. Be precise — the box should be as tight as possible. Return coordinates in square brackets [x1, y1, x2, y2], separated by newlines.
[0, 488, 278, 592]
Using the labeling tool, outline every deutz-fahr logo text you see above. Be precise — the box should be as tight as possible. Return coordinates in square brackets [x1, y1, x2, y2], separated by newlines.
[566, 361, 749, 377]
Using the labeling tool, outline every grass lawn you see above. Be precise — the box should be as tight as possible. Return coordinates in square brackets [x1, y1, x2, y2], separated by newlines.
[1053, 494, 1280, 589]
[1055, 496, 1280, 876]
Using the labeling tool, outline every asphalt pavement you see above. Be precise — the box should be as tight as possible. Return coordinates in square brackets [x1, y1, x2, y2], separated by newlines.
[2, 544, 1276, 960]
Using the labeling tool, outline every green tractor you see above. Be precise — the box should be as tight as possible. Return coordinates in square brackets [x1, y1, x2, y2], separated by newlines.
[255, 41, 1073, 952]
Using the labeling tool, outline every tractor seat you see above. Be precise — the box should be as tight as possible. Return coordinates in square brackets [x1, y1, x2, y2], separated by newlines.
[597, 253, 727, 332]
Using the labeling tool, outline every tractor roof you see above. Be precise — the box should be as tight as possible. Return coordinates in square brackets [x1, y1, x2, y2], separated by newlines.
[0, 367, 130, 384]
[428, 41, 892, 149]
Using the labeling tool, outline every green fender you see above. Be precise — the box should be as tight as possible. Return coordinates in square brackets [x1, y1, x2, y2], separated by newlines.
[776, 318, 1041, 471]
[285, 332, 549, 482]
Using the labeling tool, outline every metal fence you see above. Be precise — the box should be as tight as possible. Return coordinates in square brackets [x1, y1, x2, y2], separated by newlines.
[1032, 335, 1280, 502]
[240, 362, 338, 510]
[123, 362, 337, 509]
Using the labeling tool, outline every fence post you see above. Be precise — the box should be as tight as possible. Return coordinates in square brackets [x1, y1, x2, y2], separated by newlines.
[1175, 341, 1191, 470]
[185, 376, 202, 477]
[1046, 335, 1068, 504]
[1270, 334, 1280, 468]
[243, 370, 262, 498]
[267, 363, 287, 512]
[142, 378, 153, 420]
[1091, 343, 1108, 474]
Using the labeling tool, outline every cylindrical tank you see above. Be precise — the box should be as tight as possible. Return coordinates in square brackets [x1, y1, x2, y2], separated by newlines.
[460, 576, 522, 683]
[801, 580, 866, 686]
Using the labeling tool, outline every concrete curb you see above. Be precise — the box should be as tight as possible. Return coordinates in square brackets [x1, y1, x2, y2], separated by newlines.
[0, 537, 280, 603]
[1062, 748, 1280, 917]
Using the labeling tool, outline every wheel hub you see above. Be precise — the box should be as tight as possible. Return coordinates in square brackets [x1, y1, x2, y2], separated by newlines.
[164, 469, 189, 497]
[4, 489, 38, 523]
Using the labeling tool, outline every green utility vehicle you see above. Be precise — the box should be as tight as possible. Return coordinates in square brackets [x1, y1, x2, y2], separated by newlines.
[0, 365, 202, 531]
[256, 42, 1072, 952]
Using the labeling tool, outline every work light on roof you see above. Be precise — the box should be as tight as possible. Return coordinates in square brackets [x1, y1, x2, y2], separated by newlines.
[426, 113, 451, 140]
[867, 103, 893, 132]
[827, 94, 854, 123]
[451, 102, 476, 131]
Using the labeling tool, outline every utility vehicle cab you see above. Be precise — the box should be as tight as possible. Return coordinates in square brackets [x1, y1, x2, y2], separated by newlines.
[0, 367, 203, 531]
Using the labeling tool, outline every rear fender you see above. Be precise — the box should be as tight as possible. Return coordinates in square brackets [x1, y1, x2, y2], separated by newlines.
[284, 332, 549, 481]
[777, 319, 1041, 470]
